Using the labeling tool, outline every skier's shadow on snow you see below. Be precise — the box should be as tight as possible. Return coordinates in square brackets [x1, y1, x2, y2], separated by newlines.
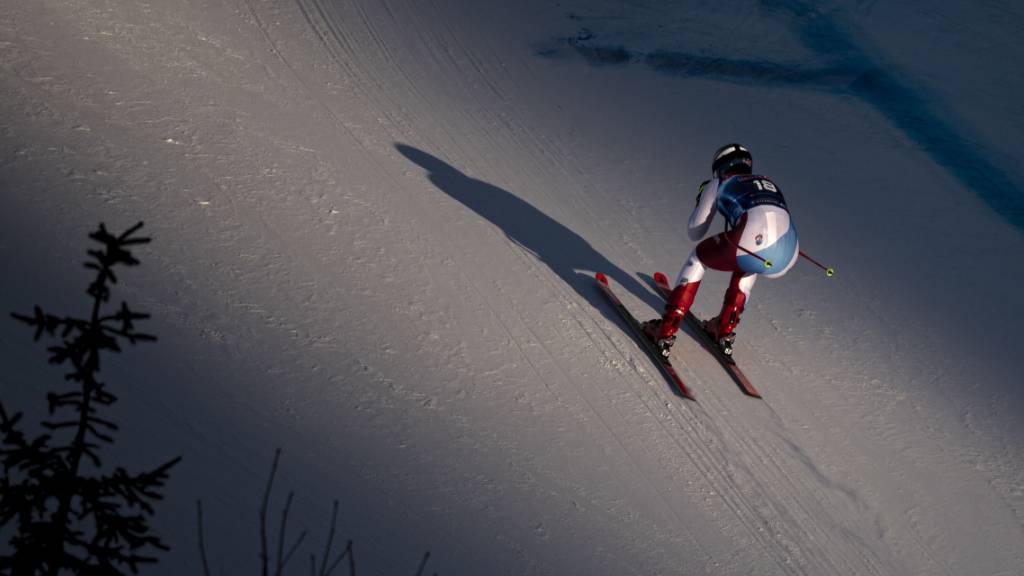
[396, 143, 663, 323]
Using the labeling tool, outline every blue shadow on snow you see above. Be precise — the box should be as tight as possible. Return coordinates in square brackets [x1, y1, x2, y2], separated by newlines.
[542, 1, 1024, 232]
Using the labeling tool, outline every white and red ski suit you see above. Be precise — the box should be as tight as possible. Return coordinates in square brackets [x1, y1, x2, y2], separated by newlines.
[652, 173, 799, 342]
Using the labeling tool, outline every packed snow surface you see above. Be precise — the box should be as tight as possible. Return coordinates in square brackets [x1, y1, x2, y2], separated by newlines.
[2, 0, 1023, 574]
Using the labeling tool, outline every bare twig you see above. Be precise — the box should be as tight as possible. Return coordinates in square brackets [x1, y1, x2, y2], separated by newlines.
[347, 541, 355, 576]
[317, 500, 339, 576]
[197, 500, 212, 576]
[281, 530, 308, 570]
[414, 551, 431, 576]
[276, 491, 308, 575]
[323, 540, 354, 576]
[275, 491, 293, 576]
[260, 448, 282, 576]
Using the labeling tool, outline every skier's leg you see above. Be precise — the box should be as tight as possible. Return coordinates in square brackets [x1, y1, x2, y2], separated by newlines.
[675, 251, 706, 286]
[645, 251, 704, 343]
[695, 224, 744, 272]
[708, 271, 756, 349]
[652, 281, 700, 340]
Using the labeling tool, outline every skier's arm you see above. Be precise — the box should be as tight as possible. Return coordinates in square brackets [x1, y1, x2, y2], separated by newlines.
[687, 179, 718, 241]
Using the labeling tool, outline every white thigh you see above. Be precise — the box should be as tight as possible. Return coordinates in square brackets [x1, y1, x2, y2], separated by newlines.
[737, 272, 757, 296]
[676, 251, 706, 286]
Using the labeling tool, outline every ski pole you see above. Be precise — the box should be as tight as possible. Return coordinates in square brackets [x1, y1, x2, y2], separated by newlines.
[725, 235, 773, 269]
[726, 235, 835, 277]
[799, 250, 835, 277]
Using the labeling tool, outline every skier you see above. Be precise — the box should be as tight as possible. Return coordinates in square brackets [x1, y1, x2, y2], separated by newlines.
[643, 143, 799, 356]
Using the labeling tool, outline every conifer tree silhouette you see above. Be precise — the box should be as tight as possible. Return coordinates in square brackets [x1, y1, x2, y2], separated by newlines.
[0, 222, 180, 575]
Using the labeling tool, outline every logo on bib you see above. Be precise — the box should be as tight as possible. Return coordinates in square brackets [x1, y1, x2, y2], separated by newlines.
[755, 234, 764, 246]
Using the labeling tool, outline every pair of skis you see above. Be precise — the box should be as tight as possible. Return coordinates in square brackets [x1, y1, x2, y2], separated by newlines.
[596, 272, 760, 400]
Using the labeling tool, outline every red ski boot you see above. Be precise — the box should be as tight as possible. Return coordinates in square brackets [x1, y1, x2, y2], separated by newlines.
[643, 281, 700, 357]
[704, 279, 746, 357]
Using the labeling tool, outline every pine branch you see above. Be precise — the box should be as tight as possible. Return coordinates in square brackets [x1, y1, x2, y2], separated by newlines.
[2, 221, 180, 573]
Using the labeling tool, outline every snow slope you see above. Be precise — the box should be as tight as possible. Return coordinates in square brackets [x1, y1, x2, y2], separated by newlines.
[2, 0, 1023, 574]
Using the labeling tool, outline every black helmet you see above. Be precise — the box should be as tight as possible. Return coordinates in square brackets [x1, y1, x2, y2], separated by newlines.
[711, 143, 753, 178]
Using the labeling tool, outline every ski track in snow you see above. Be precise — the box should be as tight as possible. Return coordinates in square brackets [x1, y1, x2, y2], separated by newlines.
[2, 0, 1023, 574]
[283, 2, 896, 572]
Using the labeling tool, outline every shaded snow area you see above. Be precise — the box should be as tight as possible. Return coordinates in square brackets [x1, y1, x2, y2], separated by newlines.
[2, 0, 1024, 574]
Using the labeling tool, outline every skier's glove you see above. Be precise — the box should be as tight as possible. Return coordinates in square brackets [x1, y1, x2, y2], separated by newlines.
[696, 179, 710, 206]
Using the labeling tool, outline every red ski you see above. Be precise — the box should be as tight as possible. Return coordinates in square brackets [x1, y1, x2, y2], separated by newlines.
[653, 272, 761, 398]
[595, 273, 695, 400]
